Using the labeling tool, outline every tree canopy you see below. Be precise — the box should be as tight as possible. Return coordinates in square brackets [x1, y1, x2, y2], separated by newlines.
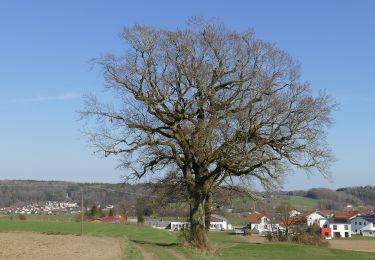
[81, 19, 335, 247]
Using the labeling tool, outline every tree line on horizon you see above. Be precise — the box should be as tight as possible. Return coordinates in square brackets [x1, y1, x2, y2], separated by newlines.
[0, 180, 374, 212]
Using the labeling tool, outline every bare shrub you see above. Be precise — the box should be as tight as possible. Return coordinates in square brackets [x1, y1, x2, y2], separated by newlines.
[18, 214, 27, 221]
[74, 214, 83, 222]
[244, 229, 253, 236]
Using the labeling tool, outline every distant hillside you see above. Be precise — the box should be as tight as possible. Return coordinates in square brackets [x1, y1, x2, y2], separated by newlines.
[282, 196, 319, 210]
[0, 180, 374, 214]
[336, 186, 375, 207]
[0, 180, 151, 208]
[303, 186, 375, 210]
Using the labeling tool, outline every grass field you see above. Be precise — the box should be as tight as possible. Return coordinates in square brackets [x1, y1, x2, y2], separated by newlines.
[283, 196, 319, 210]
[0, 217, 374, 259]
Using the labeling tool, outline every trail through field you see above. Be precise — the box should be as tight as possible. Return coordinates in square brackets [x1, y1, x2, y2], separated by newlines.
[135, 244, 156, 260]
[165, 248, 187, 260]
[329, 240, 375, 253]
[0, 232, 123, 259]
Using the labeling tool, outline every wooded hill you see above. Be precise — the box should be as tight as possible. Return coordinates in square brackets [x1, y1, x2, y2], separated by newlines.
[0, 180, 152, 208]
[0, 180, 374, 212]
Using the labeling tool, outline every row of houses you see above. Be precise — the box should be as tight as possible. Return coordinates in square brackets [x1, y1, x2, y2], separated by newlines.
[308, 210, 375, 238]
[91, 213, 233, 232]
[167, 214, 232, 231]
[247, 209, 375, 238]
[0, 201, 79, 215]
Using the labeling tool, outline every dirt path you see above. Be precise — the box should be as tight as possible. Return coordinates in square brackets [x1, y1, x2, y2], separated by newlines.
[240, 235, 267, 244]
[166, 248, 187, 260]
[0, 232, 123, 260]
[329, 240, 375, 253]
[135, 244, 156, 260]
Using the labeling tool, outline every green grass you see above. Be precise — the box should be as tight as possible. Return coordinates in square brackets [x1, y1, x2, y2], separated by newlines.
[345, 235, 375, 240]
[0, 218, 375, 259]
[283, 196, 319, 210]
[207, 233, 375, 259]
[0, 213, 74, 222]
[123, 237, 142, 260]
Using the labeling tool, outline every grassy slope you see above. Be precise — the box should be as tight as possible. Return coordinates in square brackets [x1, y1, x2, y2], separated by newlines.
[0, 219, 374, 259]
[284, 196, 319, 210]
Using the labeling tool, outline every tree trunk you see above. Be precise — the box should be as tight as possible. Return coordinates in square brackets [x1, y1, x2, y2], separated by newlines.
[204, 193, 211, 232]
[189, 191, 208, 248]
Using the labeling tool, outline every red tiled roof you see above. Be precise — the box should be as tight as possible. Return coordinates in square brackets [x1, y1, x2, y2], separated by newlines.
[318, 210, 332, 216]
[333, 210, 360, 219]
[209, 214, 227, 222]
[247, 213, 265, 223]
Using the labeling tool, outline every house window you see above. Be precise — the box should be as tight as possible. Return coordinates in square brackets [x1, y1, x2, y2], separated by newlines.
[370, 232, 373, 235]
[359, 222, 362, 225]
[355, 229, 357, 233]
[333, 225, 337, 230]
[344, 225, 348, 230]
[264, 225, 268, 229]
[355, 222, 357, 225]
[364, 222, 366, 225]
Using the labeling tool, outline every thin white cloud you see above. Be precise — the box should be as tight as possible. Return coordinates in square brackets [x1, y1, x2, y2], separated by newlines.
[13, 92, 82, 103]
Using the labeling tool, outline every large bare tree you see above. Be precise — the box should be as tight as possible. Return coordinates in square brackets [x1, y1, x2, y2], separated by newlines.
[81, 19, 335, 247]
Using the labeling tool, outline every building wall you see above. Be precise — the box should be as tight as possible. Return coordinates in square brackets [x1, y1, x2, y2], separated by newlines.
[170, 222, 190, 231]
[362, 229, 375, 237]
[307, 212, 325, 226]
[210, 221, 227, 230]
[170, 221, 231, 231]
[329, 223, 351, 238]
[351, 217, 374, 234]
[320, 227, 331, 238]
[319, 219, 329, 228]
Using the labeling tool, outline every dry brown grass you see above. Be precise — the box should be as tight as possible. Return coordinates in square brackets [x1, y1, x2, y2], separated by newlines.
[0, 232, 123, 260]
[329, 240, 375, 253]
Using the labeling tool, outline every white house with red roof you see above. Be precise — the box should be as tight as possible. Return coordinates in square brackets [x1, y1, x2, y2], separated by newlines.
[306, 210, 330, 226]
[247, 212, 273, 235]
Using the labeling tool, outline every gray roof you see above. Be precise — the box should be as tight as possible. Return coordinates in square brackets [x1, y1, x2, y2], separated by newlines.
[211, 214, 227, 222]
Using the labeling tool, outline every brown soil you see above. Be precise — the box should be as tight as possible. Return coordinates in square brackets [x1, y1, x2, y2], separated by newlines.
[0, 232, 123, 260]
[329, 240, 375, 253]
[241, 235, 267, 244]
[135, 244, 156, 260]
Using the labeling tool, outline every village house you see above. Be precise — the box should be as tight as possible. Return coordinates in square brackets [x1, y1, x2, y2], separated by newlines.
[169, 221, 190, 231]
[167, 214, 231, 231]
[351, 215, 375, 236]
[247, 212, 273, 235]
[289, 209, 302, 217]
[209, 214, 232, 230]
[328, 218, 351, 238]
[316, 210, 359, 238]
[306, 211, 328, 226]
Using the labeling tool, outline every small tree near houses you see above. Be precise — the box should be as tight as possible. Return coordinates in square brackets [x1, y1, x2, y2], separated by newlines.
[81, 18, 336, 248]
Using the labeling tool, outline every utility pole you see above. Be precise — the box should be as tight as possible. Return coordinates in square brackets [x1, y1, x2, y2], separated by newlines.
[81, 186, 83, 236]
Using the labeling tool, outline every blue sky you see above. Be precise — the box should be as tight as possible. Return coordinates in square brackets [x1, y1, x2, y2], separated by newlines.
[0, 0, 374, 190]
